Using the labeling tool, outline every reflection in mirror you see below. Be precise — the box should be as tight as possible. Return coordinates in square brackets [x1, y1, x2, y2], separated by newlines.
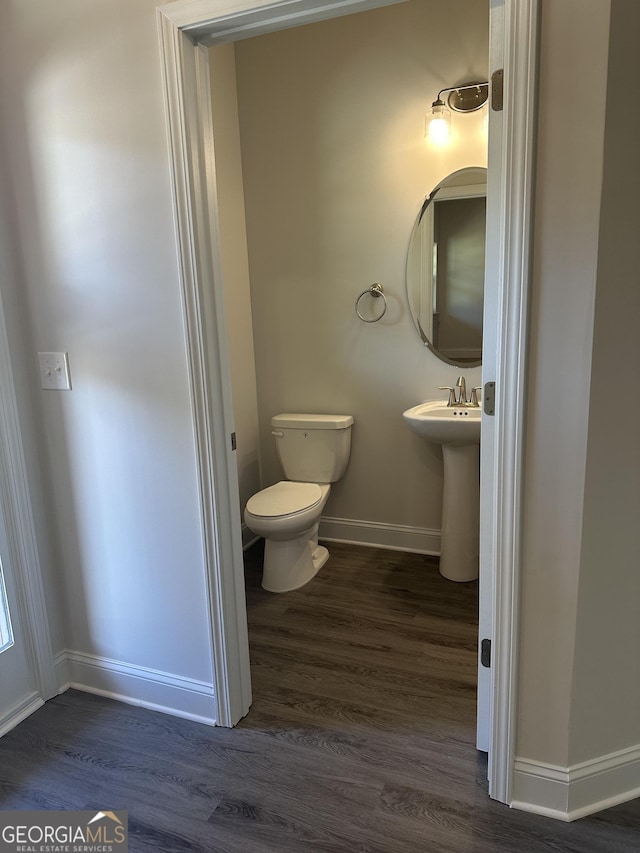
[407, 167, 487, 366]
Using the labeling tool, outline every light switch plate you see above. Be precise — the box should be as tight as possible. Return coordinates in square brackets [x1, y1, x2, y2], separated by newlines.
[38, 352, 72, 391]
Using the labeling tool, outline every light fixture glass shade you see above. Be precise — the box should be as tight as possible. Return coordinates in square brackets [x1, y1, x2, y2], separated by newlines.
[426, 99, 451, 144]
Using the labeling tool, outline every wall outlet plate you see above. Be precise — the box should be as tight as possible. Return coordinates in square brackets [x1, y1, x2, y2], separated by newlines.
[38, 352, 72, 390]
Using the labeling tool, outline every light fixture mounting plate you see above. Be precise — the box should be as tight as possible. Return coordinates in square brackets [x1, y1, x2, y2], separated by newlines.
[447, 82, 489, 113]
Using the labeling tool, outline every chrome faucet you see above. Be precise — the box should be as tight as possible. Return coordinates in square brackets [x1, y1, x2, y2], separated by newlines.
[439, 377, 483, 408]
[470, 386, 482, 407]
[438, 385, 457, 406]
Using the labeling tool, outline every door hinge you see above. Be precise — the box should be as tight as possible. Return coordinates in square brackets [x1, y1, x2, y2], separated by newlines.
[484, 381, 495, 416]
[491, 69, 504, 111]
[231, 432, 237, 451]
[481, 638, 492, 668]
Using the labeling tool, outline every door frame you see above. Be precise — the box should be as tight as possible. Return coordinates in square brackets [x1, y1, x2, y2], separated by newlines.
[156, 0, 538, 803]
[0, 260, 58, 734]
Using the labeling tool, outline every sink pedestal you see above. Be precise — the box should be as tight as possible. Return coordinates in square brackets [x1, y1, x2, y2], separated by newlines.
[440, 444, 480, 582]
[402, 401, 481, 583]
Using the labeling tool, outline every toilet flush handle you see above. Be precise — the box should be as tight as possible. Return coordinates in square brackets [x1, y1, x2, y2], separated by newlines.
[271, 429, 285, 438]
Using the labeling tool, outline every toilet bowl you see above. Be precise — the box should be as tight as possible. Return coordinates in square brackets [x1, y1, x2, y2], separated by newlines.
[245, 481, 331, 592]
[244, 413, 353, 592]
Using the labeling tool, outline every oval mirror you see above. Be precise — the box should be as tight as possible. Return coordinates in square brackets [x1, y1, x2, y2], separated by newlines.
[406, 167, 487, 366]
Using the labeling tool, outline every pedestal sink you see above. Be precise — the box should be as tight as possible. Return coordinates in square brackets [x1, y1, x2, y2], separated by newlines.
[403, 401, 480, 582]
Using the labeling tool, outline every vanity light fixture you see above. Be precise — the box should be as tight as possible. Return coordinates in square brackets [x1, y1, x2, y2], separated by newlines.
[426, 81, 489, 144]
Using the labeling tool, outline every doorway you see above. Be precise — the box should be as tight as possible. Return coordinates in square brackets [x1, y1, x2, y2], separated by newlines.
[211, 0, 487, 745]
[156, 0, 537, 805]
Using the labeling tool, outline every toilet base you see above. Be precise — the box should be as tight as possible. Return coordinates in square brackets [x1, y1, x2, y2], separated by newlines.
[262, 525, 329, 593]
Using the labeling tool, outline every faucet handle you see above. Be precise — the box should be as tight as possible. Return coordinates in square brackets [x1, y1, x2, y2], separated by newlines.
[438, 386, 457, 407]
[470, 386, 483, 407]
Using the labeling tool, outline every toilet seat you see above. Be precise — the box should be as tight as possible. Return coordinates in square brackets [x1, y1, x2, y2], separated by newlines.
[245, 481, 322, 518]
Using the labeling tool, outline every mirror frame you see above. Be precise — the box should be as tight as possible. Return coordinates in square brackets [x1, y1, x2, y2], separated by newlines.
[407, 166, 487, 367]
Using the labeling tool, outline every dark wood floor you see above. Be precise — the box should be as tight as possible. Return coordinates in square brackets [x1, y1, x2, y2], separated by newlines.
[1, 542, 638, 851]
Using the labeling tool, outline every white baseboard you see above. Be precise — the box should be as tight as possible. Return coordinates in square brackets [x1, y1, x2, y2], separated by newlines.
[54, 649, 69, 690]
[513, 745, 640, 821]
[0, 691, 44, 738]
[55, 649, 217, 726]
[319, 516, 440, 555]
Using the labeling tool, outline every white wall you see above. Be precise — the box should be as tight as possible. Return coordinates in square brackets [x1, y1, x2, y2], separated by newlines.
[209, 44, 261, 537]
[1, 0, 214, 714]
[570, 0, 640, 764]
[233, 0, 488, 548]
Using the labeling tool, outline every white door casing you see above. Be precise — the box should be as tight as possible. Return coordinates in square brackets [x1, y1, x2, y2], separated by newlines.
[0, 235, 58, 735]
[157, 0, 538, 802]
[477, 0, 538, 807]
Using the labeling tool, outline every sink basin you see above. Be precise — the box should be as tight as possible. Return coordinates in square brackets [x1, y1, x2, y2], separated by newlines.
[403, 400, 481, 445]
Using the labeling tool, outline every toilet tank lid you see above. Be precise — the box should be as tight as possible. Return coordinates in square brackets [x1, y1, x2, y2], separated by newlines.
[272, 413, 354, 430]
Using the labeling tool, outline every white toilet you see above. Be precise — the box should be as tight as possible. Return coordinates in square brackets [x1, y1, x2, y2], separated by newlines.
[244, 413, 354, 593]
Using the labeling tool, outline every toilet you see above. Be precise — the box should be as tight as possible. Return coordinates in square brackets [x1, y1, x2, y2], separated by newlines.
[244, 413, 354, 592]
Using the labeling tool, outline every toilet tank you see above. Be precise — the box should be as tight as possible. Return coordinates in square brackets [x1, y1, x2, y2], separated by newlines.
[271, 414, 354, 483]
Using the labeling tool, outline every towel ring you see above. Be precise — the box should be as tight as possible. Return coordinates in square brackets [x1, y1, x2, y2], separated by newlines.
[355, 283, 387, 323]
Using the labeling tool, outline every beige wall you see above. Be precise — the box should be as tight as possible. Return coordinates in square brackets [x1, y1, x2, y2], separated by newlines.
[233, 0, 488, 540]
[570, 0, 640, 764]
[517, 0, 640, 775]
[516, 0, 611, 767]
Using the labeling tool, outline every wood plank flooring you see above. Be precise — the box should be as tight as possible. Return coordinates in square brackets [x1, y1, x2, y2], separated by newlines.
[1, 541, 639, 851]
